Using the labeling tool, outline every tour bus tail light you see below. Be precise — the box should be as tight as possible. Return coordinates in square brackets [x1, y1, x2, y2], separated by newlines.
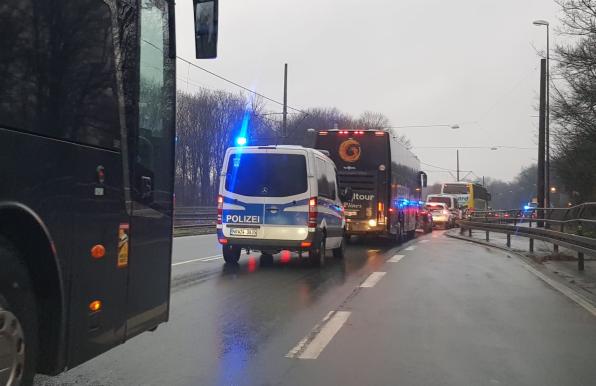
[378, 202, 385, 224]
[217, 195, 223, 224]
[319, 131, 328, 136]
[308, 197, 318, 228]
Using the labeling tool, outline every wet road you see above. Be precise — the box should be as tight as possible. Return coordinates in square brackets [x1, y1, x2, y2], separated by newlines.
[36, 231, 596, 386]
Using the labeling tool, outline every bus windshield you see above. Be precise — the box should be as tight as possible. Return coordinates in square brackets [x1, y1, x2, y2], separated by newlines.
[442, 184, 469, 194]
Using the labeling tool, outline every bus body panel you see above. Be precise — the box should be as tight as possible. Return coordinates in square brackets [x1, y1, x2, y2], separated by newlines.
[0, 0, 176, 373]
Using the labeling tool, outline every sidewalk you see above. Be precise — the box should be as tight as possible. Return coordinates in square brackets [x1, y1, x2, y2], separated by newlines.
[447, 228, 596, 304]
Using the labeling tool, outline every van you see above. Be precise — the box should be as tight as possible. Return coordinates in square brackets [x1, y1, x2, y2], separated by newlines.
[426, 194, 462, 219]
[217, 145, 349, 266]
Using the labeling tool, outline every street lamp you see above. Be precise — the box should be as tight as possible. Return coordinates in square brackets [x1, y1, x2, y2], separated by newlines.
[533, 19, 550, 207]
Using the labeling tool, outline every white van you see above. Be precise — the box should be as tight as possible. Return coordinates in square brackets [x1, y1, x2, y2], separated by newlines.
[426, 194, 462, 219]
[217, 145, 348, 266]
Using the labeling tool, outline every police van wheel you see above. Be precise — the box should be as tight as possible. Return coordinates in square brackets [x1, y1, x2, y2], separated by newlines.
[0, 237, 38, 386]
[309, 237, 325, 266]
[222, 245, 241, 264]
[332, 237, 345, 259]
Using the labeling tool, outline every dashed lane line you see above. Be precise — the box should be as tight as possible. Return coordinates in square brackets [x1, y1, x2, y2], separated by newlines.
[404, 246, 416, 251]
[360, 272, 387, 288]
[388, 255, 404, 263]
[286, 311, 351, 359]
[419, 240, 429, 243]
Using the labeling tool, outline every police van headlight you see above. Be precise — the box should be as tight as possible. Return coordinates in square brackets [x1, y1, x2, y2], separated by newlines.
[368, 219, 377, 227]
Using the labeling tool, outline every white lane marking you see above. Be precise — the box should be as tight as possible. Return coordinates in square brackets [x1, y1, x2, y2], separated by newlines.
[360, 272, 387, 288]
[388, 255, 404, 263]
[286, 311, 351, 359]
[419, 240, 429, 243]
[405, 246, 416, 251]
[171, 254, 222, 267]
[521, 263, 596, 317]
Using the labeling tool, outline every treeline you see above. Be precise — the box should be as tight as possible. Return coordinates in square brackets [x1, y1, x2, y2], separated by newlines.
[551, 0, 596, 202]
[175, 91, 409, 206]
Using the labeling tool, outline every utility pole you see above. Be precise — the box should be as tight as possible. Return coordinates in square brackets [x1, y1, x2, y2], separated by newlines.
[537, 59, 547, 227]
[482, 176, 485, 186]
[456, 150, 460, 181]
[282, 63, 288, 139]
[545, 25, 550, 209]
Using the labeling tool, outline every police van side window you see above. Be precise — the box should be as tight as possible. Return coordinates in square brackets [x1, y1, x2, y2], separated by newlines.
[316, 158, 332, 199]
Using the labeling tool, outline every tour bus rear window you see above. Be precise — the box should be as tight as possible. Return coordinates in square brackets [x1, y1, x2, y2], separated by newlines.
[428, 196, 452, 206]
[442, 184, 469, 194]
[225, 153, 308, 197]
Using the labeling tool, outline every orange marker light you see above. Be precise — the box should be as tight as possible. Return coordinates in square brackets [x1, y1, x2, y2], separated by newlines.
[89, 300, 102, 312]
[91, 244, 105, 259]
[301, 241, 312, 248]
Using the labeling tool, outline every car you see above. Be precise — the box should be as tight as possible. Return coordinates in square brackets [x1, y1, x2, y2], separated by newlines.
[425, 202, 457, 229]
[417, 204, 434, 233]
[426, 193, 463, 219]
[217, 145, 349, 266]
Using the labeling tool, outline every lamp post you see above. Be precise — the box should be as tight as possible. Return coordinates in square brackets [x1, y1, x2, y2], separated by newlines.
[533, 19, 550, 207]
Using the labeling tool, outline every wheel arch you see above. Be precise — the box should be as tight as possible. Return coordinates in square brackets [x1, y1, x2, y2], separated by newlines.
[0, 202, 67, 375]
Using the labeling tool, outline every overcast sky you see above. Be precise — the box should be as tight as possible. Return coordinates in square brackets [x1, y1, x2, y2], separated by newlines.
[175, 0, 562, 184]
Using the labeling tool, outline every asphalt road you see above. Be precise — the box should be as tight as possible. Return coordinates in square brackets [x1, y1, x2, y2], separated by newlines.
[36, 231, 596, 386]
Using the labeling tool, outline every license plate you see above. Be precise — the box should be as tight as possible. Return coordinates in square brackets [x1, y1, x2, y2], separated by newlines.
[229, 228, 258, 237]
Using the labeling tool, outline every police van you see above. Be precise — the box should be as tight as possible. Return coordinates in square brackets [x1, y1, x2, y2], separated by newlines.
[217, 145, 349, 266]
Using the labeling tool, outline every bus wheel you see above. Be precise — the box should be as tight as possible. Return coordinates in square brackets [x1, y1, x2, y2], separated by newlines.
[222, 245, 241, 264]
[0, 238, 38, 386]
[309, 237, 325, 267]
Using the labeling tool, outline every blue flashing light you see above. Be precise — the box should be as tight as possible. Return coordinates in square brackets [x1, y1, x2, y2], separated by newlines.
[236, 137, 247, 146]
[523, 205, 531, 210]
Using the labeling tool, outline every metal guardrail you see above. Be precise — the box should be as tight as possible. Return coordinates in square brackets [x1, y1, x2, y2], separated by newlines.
[459, 202, 596, 271]
[173, 206, 217, 229]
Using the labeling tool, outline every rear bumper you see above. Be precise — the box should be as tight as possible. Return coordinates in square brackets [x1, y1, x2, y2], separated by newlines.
[345, 220, 386, 236]
[217, 228, 317, 251]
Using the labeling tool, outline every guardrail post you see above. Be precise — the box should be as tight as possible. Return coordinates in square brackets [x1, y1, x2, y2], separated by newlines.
[553, 244, 559, 254]
[460, 226, 464, 235]
[506, 234, 511, 247]
[529, 238, 534, 252]
[486, 231, 489, 242]
[578, 252, 585, 271]
[529, 219, 532, 228]
[468, 228, 472, 237]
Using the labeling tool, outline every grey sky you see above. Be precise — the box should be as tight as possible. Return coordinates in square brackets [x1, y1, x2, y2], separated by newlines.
[175, 0, 561, 184]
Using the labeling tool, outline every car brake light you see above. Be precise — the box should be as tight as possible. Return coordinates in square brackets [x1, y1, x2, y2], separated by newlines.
[217, 195, 223, 224]
[308, 197, 317, 228]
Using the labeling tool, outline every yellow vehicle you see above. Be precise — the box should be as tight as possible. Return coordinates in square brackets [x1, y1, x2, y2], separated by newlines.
[440, 182, 491, 213]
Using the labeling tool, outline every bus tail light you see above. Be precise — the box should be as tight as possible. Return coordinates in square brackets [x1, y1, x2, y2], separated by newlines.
[319, 131, 328, 136]
[217, 195, 223, 224]
[377, 202, 385, 224]
[375, 131, 386, 136]
[308, 197, 317, 228]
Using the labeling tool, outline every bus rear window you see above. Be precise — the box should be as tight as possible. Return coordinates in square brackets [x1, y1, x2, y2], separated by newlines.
[442, 184, 469, 194]
[225, 153, 308, 197]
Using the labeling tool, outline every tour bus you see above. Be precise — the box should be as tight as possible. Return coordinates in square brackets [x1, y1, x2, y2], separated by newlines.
[441, 182, 491, 213]
[315, 129, 426, 242]
[0, 0, 218, 384]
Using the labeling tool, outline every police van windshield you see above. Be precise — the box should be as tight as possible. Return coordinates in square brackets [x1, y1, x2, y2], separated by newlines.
[225, 153, 308, 197]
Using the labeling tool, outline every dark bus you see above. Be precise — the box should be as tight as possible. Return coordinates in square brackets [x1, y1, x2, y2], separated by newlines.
[315, 130, 426, 241]
[0, 0, 217, 384]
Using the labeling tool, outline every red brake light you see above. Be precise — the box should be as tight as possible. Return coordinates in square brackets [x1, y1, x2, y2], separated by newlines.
[217, 195, 224, 224]
[308, 197, 317, 227]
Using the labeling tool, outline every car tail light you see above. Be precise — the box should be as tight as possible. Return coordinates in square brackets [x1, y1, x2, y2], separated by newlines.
[217, 195, 223, 224]
[319, 131, 328, 136]
[308, 197, 317, 228]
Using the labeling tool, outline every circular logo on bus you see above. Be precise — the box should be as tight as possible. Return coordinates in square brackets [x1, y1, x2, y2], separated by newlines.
[339, 139, 361, 163]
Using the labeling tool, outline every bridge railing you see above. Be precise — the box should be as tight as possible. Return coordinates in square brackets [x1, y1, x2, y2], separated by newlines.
[459, 202, 596, 271]
[173, 206, 217, 229]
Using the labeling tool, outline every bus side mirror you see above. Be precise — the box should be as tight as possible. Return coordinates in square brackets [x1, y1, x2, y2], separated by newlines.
[193, 0, 218, 59]
[339, 187, 353, 202]
[418, 171, 428, 188]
